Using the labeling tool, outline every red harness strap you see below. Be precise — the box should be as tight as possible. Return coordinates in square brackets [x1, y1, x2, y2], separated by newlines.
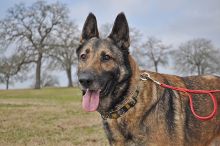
[160, 83, 220, 121]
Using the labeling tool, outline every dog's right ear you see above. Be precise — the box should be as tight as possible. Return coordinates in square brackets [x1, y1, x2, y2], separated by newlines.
[80, 13, 99, 43]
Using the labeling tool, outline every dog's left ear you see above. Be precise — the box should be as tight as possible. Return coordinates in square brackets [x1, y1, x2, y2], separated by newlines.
[80, 13, 99, 43]
[108, 12, 130, 49]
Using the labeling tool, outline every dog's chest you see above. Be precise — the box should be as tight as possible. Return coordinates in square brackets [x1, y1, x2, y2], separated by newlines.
[103, 118, 147, 146]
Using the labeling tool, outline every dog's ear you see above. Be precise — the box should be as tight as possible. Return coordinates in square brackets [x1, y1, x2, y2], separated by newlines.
[108, 12, 130, 49]
[80, 13, 99, 43]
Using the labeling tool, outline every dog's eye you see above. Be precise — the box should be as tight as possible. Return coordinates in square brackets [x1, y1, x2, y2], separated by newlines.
[80, 54, 87, 60]
[101, 54, 111, 62]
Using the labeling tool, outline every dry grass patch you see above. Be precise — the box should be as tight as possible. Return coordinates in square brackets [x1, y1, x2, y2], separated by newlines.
[0, 88, 108, 146]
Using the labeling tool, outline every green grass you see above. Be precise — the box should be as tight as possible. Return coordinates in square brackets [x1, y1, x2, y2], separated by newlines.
[0, 88, 81, 102]
[0, 88, 109, 146]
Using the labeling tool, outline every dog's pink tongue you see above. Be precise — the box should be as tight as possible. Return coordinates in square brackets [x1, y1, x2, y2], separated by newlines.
[82, 89, 100, 112]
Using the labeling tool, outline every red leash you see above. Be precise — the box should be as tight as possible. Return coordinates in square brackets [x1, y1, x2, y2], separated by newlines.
[161, 83, 220, 121]
[140, 72, 220, 121]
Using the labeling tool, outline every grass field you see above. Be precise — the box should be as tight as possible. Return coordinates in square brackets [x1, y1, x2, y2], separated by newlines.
[0, 88, 108, 146]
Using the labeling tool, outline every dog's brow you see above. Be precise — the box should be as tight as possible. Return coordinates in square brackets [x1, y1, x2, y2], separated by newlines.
[93, 39, 102, 50]
[86, 48, 90, 53]
[100, 50, 111, 56]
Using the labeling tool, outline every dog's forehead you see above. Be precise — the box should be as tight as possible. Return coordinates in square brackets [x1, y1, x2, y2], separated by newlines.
[83, 38, 117, 53]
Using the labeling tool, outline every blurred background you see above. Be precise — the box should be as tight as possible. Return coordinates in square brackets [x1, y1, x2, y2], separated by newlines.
[0, 0, 219, 90]
[0, 0, 219, 146]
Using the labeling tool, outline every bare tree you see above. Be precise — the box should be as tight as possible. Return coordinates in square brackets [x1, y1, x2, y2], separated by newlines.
[30, 72, 59, 88]
[41, 72, 59, 87]
[0, 74, 4, 84]
[47, 21, 79, 87]
[0, 1, 69, 89]
[0, 48, 4, 54]
[173, 38, 220, 75]
[0, 54, 27, 90]
[134, 36, 170, 72]
[129, 27, 142, 49]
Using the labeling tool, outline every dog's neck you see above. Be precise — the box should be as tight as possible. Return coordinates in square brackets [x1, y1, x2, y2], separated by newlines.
[99, 55, 141, 119]
[114, 54, 140, 104]
[127, 55, 141, 92]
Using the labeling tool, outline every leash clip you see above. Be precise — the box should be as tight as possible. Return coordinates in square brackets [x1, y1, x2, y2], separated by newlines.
[140, 72, 150, 81]
[140, 72, 161, 85]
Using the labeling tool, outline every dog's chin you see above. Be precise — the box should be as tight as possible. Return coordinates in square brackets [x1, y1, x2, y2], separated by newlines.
[97, 96, 113, 113]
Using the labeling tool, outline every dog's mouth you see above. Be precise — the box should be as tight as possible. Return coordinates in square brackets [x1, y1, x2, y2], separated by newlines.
[82, 89, 100, 112]
[82, 81, 113, 112]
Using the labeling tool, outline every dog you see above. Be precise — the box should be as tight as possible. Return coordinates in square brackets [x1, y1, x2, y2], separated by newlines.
[76, 12, 220, 146]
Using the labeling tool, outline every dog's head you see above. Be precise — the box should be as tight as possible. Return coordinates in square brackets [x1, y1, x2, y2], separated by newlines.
[76, 13, 132, 113]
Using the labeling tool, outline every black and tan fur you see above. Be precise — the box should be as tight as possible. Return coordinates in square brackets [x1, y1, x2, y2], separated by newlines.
[77, 12, 220, 146]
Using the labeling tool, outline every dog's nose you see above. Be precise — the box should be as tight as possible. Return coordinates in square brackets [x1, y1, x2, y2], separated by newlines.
[78, 73, 94, 88]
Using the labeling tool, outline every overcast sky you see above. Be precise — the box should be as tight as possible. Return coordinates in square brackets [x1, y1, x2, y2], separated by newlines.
[0, 0, 219, 89]
[1, 0, 220, 46]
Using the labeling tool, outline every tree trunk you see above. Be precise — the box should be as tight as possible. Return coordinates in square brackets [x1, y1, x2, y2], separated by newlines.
[66, 67, 73, 87]
[154, 62, 158, 73]
[35, 54, 42, 89]
[197, 65, 201, 75]
[6, 77, 9, 90]
[201, 66, 205, 75]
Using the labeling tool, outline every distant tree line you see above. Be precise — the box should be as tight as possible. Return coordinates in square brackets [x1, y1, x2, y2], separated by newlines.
[133, 37, 220, 76]
[0, 0, 220, 90]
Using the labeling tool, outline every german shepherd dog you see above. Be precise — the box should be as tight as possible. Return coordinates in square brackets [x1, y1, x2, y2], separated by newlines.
[76, 12, 220, 146]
